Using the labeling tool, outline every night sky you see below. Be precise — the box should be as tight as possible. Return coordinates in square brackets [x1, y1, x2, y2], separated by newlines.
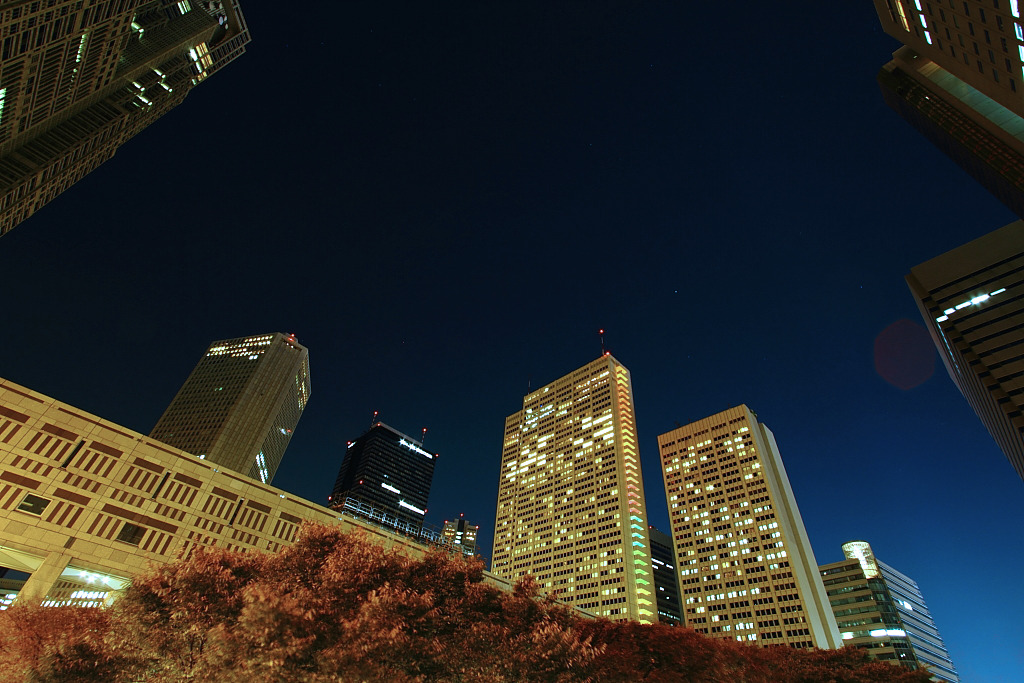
[0, 3, 1021, 680]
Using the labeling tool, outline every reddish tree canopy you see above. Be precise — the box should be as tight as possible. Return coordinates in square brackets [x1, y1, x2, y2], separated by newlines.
[0, 523, 934, 682]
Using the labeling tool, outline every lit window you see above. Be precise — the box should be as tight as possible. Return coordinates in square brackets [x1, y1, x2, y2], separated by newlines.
[894, 1, 910, 31]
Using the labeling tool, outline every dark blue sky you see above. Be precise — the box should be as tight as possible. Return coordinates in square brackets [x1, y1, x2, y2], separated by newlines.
[0, 3, 1020, 680]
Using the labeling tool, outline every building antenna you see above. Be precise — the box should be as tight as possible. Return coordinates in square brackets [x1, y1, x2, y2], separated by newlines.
[599, 328, 606, 355]
[421, 427, 428, 446]
[370, 410, 379, 428]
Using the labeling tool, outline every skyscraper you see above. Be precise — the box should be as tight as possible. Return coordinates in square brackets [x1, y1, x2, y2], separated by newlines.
[0, 1, 250, 237]
[442, 515, 479, 556]
[329, 422, 436, 529]
[819, 541, 959, 682]
[150, 332, 310, 484]
[907, 221, 1024, 480]
[647, 525, 683, 626]
[873, 1, 1024, 215]
[657, 405, 840, 649]
[492, 355, 656, 623]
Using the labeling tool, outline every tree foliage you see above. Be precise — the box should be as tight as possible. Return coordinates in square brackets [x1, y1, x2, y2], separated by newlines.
[0, 523, 934, 682]
[0, 603, 127, 682]
[577, 619, 933, 683]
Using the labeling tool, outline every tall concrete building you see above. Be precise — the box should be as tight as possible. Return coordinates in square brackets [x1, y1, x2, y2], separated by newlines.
[820, 542, 959, 682]
[441, 515, 479, 556]
[0, 1, 250, 237]
[150, 333, 310, 484]
[492, 355, 656, 623]
[873, 0, 1024, 215]
[907, 221, 1024, 480]
[328, 422, 436, 529]
[657, 405, 840, 649]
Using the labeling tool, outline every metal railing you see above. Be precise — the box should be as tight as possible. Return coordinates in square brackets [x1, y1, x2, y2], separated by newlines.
[334, 497, 479, 559]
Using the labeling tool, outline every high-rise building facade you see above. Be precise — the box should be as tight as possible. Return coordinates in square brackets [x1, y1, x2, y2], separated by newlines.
[329, 422, 436, 529]
[907, 221, 1024, 480]
[441, 515, 479, 556]
[492, 355, 656, 623]
[150, 332, 310, 484]
[657, 405, 840, 649]
[873, 1, 1024, 215]
[0, 1, 250, 237]
[819, 542, 959, 682]
[648, 525, 683, 626]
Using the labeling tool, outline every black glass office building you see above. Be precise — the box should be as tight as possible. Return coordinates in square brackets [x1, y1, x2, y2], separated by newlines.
[329, 423, 436, 528]
[648, 525, 683, 626]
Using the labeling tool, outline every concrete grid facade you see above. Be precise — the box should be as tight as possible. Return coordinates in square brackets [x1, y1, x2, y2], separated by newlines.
[491, 355, 655, 623]
[0, 376, 426, 606]
[0, 0, 250, 237]
[657, 405, 840, 649]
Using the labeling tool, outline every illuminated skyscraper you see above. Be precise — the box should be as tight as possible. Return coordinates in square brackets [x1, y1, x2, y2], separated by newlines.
[442, 515, 479, 555]
[658, 405, 840, 649]
[819, 541, 959, 682]
[907, 221, 1024, 480]
[150, 333, 310, 483]
[492, 355, 656, 623]
[329, 422, 436, 529]
[0, 1, 250, 237]
[873, 1, 1024, 215]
